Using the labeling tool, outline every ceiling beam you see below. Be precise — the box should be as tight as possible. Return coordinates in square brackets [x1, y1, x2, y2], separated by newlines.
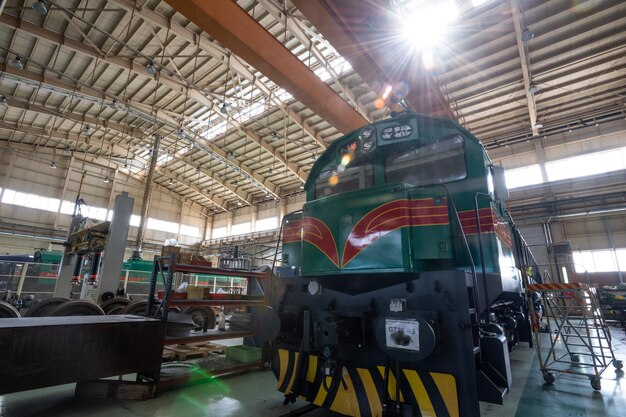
[0, 64, 278, 202]
[0, 137, 222, 211]
[4, 95, 143, 147]
[164, 0, 368, 135]
[109, 0, 328, 151]
[3, 91, 258, 205]
[156, 166, 228, 211]
[509, 0, 539, 136]
[0, 120, 134, 158]
[0, 13, 292, 192]
[256, 0, 371, 121]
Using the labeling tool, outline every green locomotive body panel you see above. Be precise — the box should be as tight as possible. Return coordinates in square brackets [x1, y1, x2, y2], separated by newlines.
[285, 113, 518, 283]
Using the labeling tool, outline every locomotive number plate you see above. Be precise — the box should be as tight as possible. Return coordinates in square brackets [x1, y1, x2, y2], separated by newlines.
[385, 319, 420, 351]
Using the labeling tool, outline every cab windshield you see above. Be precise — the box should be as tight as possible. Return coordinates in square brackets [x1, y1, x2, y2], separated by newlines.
[385, 135, 466, 186]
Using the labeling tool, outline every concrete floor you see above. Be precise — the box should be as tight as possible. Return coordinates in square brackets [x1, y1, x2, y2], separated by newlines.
[1, 329, 624, 417]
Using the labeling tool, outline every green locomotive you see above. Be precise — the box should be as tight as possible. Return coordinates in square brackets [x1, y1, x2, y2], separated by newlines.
[271, 112, 533, 417]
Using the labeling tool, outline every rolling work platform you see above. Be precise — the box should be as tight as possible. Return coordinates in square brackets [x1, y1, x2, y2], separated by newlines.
[527, 282, 623, 390]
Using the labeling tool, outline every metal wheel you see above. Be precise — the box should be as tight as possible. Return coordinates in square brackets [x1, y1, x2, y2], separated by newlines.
[50, 300, 105, 316]
[106, 306, 126, 315]
[181, 306, 216, 330]
[613, 360, 623, 370]
[591, 377, 601, 391]
[120, 300, 158, 316]
[25, 297, 70, 317]
[0, 301, 21, 318]
[542, 372, 555, 384]
[100, 297, 132, 314]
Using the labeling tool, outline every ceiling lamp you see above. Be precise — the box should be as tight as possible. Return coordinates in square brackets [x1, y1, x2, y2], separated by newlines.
[533, 119, 543, 129]
[31, 0, 49, 15]
[0, 96, 7, 107]
[145, 62, 157, 75]
[81, 125, 93, 136]
[521, 29, 534, 42]
[9, 56, 24, 70]
[528, 84, 539, 95]
[271, 132, 278, 141]
[103, 176, 110, 183]
[168, 178, 173, 185]
[220, 102, 228, 114]
[49, 161, 57, 169]
[299, 185, 304, 190]
[108, 99, 119, 110]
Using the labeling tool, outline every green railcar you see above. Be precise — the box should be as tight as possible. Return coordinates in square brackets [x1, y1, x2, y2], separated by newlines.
[272, 113, 533, 417]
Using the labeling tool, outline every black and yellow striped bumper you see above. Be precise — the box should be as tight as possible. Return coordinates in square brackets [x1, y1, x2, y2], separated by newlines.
[276, 349, 459, 417]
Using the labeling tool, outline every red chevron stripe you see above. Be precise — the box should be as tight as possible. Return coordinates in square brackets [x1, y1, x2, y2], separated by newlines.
[342, 200, 411, 267]
[283, 219, 303, 243]
[342, 198, 449, 267]
[302, 217, 339, 267]
[527, 283, 588, 291]
[412, 214, 450, 225]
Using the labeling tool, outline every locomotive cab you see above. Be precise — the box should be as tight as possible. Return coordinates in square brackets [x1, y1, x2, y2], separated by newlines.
[269, 113, 532, 417]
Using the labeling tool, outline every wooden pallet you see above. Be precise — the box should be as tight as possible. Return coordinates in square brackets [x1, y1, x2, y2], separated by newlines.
[163, 342, 226, 361]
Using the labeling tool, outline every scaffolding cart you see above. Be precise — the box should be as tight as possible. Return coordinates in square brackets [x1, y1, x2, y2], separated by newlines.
[527, 282, 623, 390]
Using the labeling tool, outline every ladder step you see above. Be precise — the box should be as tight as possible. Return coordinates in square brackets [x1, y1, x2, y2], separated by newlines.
[558, 343, 612, 349]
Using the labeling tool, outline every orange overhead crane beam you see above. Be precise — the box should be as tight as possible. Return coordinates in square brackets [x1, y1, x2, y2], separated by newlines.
[165, 0, 368, 135]
[292, 0, 454, 119]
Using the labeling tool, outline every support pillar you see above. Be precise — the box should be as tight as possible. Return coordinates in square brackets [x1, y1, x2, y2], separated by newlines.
[204, 212, 214, 241]
[135, 135, 161, 254]
[250, 206, 258, 233]
[279, 199, 287, 224]
[0, 147, 16, 202]
[535, 140, 549, 183]
[226, 211, 234, 236]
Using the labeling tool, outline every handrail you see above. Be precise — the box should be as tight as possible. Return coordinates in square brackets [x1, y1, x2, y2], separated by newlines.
[474, 192, 492, 322]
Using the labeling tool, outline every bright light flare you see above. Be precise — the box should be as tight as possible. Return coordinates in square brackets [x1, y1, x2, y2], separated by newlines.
[382, 84, 393, 100]
[422, 49, 434, 70]
[399, 0, 458, 51]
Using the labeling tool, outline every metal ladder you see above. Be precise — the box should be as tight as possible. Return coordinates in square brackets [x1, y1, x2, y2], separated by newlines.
[527, 282, 623, 390]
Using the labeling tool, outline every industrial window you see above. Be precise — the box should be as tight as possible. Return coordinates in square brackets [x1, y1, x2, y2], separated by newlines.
[315, 163, 373, 199]
[546, 146, 626, 182]
[505, 164, 543, 189]
[147, 218, 179, 234]
[231, 222, 251, 236]
[572, 248, 626, 273]
[83, 206, 107, 221]
[130, 215, 141, 227]
[256, 216, 278, 232]
[385, 135, 466, 186]
[1, 189, 60, 213]
[60, 200, 75, 215]
[212, 226, 227, 239]
[180, 224, 201, 238]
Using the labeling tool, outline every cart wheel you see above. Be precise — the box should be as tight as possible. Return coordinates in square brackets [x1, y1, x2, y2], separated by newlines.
[0, 301, 21, 318]
[570, 354, 580, 363]
[613, 360, 623, 370]
[181, 306, 216, 330]
[542, 372, 555, 384]
[590, 378, 601, 391]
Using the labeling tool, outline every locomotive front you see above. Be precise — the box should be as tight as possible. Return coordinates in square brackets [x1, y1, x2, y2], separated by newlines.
[268, 113, 530, 417]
